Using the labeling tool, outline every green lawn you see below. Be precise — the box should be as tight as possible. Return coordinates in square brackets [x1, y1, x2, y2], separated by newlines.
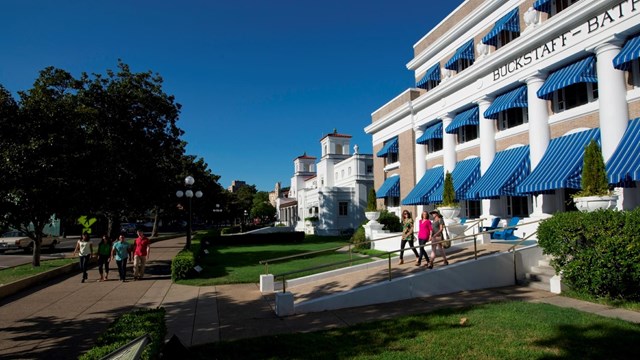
[191, 301, 640, 359]
[176, 236, 374, 286]
[0, 258, 76, 285]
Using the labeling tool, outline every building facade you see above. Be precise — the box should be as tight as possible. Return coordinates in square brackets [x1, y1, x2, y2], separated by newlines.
[278, 130, 375, 235]
[366, 0, 640, 226]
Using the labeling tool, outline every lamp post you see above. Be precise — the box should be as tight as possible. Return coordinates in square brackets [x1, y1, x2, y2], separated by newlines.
[176, 176, 203, 250]
[243, 209, 248, 232]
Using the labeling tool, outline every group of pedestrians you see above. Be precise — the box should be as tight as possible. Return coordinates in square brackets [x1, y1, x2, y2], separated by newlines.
[73, 229, 151, 283]
[399, 210, 448, 268]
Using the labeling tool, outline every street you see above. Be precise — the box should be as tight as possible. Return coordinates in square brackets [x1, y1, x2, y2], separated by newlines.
[0, 237, 99, 269]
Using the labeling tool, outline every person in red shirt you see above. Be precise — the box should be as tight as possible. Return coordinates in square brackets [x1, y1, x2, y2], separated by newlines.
[133, 230, 151, 280]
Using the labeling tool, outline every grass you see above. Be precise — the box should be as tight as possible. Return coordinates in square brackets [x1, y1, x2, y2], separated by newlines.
[0, 258, 76, 285]
[176, 235, 374, 286]
[190, 301, 640, 359]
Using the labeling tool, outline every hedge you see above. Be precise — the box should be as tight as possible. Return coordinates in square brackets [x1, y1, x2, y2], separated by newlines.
[537, 209, 640, 300]
[79, 308, 166, 360]
[171, 249, 195, 281]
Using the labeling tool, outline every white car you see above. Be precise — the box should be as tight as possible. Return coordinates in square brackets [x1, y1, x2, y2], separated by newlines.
[0, 231, 59, 253]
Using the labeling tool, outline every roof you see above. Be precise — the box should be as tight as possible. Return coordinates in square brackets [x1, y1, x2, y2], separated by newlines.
[320, 128, 352, 141]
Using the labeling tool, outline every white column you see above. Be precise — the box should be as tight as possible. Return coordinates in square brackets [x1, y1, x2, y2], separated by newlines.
[594, 40, 629, 162]
[414, 127, 427, 217]
[441, 113, 456, 173]
[476, 97, 495, 219]
[525, 73, 551, 217]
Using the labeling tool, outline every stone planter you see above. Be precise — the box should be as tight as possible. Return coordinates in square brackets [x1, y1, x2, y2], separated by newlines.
[437, 206, 461, 220]
[365, 211, 380, 222]
[573, 195, 618, 212]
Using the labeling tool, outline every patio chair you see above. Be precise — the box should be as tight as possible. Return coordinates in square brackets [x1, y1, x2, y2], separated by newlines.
[481, 217, 501, 233]
[492, 217, 521, 240]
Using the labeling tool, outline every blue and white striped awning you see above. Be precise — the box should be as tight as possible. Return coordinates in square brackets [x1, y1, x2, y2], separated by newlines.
[466, 146, 530, 199]
[416, 63, 440, 89]
[607, 117, 640, 185]
[482, 8, 520, 47]
[484, 85, 528, 119]
[444, 39, 475, 71]
[376, 137, 398, 157]
[428, 157, 481, 203]
[516, 129, 600, 194]
[537, 56, 598, 100]
[402, 167, 444, 205]
[445, 106, 479, 134]
[613, 34, 640, 71]
[376, 176, 400, 198]
[416, 121, 443, 144]
[533, 0, 552, 13]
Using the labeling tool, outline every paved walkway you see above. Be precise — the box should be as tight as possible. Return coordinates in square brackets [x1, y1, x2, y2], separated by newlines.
[0, 236, 639, 359]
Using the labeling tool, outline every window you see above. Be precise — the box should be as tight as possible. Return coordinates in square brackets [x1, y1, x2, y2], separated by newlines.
[456, 58, 474, 73]
[366, 165, 373, 174]
[507, 196, 529, 217]
[341, 169, 345, 179]
[496, 30, 519, 50]
[386, 197, 400, 207]
[386, 152, 399, 165]
[552, 82, 598, 113]
[629, 59, 640, 88]
[428, 138, 443, 152]
[423, 79, 440, 91]
[554, 0, 581, 15]
[464, 200, 481, 219]
[339, 202, 348, 216]
[348, 167, 352, 176]
[457, 125, 479, 144]
[498, 108, 528, 131]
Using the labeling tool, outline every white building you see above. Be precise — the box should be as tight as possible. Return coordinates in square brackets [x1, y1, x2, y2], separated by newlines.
[278, 130, 374, 235]
[366, 0, 640, 230]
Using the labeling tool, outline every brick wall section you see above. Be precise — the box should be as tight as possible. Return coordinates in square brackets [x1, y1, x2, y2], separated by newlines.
[629, 99, 640, 119]
[372, 90, 423, 123]
[413, 0, 485, 56]
[457, 145, 481, 161]
[398, 130, 416, 207]
[427, 156, 444, 169]
[549, 113, 600, 138]
[496, 132, 530, 152]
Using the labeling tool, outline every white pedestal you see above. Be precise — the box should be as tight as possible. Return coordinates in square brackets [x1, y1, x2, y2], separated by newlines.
[260, 274, 274, 293]
[363, 221, 384, 240]
[550, 274, 566, 294]
[275, 292, 295, 316]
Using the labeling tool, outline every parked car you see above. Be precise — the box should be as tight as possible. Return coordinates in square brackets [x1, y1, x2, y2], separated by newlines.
[0, 231, 59, 253]
[120, 223, 137, 235]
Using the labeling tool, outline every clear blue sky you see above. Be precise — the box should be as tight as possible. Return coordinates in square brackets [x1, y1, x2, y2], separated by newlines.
[1, 0, 460, 192]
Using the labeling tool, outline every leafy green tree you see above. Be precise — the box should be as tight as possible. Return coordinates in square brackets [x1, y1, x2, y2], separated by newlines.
[0, 69, 88, 266]
[251, 191, 276, 224]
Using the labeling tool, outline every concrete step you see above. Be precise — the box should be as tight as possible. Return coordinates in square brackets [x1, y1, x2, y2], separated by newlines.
[538, 258, 551, 267]
[524, 280, 550, 291]
[530, 265, 556, 276]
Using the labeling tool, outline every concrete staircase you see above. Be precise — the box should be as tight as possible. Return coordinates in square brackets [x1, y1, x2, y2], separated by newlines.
[522, 255, 555, 291]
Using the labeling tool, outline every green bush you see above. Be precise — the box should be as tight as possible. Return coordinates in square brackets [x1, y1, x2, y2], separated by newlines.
[221, 226, 241, 235]
[79, 308, 166, 360]
[378, 210, 402, 232]
[537, 209, 640, 300]
[577, 139, 609, 197]
[171, 249, 195, 281]
[351, 223, 369, 250]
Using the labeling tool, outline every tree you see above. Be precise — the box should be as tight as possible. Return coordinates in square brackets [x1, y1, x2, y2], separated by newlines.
[0, 69, 88, 266]
[251, 192, 276, 224]
[442, 171, 457, 206]
[578, 140, 609, 197]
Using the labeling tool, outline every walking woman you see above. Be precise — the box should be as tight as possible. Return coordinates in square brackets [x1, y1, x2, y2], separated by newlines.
[428, 210, 449, 268]
[399, 210, 419, 265]
[97, 235, 112, 281]
[111, 234, 130, 282]
[73, 232, 93, 283]
[416, 211, 432, 266]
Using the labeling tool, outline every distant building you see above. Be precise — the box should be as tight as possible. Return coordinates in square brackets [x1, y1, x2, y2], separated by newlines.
[278, 130, 375, 235]
[227, 180, 246, 193]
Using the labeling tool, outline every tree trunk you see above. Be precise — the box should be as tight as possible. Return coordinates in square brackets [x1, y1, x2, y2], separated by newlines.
[31, 223, 45, 267]
[152, 206, 160, 238]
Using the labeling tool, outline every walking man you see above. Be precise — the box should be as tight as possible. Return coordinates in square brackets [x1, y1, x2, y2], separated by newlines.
[133, 229, 151, 280]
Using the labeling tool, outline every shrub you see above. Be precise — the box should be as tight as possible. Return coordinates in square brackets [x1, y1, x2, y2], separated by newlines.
[577, 139, 609, 197]
[79, 308, 166, 360]
[221, 226, 241, 235]
[378, 210, 402, 232]
[171, 249, 195, 281]
[366, 188, 378, 211]
[537, 209, 640, 300]
[442, 171, 457, 206]
[351, 223, 369, 250]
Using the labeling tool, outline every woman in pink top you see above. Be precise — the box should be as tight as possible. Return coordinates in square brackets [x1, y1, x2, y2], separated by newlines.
[416, 211, 432, 266]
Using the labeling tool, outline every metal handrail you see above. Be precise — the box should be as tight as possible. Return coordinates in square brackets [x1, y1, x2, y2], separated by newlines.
[270, 218, 545, 292]
[259, 217, 486, 274]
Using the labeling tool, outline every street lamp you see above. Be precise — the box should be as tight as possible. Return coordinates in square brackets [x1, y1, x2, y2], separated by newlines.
[176, 175, 203, 250]
[243, 209, 248, 232]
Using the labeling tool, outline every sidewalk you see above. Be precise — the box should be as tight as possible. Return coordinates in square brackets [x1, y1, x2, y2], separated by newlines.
[1, 236, 639, 359]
